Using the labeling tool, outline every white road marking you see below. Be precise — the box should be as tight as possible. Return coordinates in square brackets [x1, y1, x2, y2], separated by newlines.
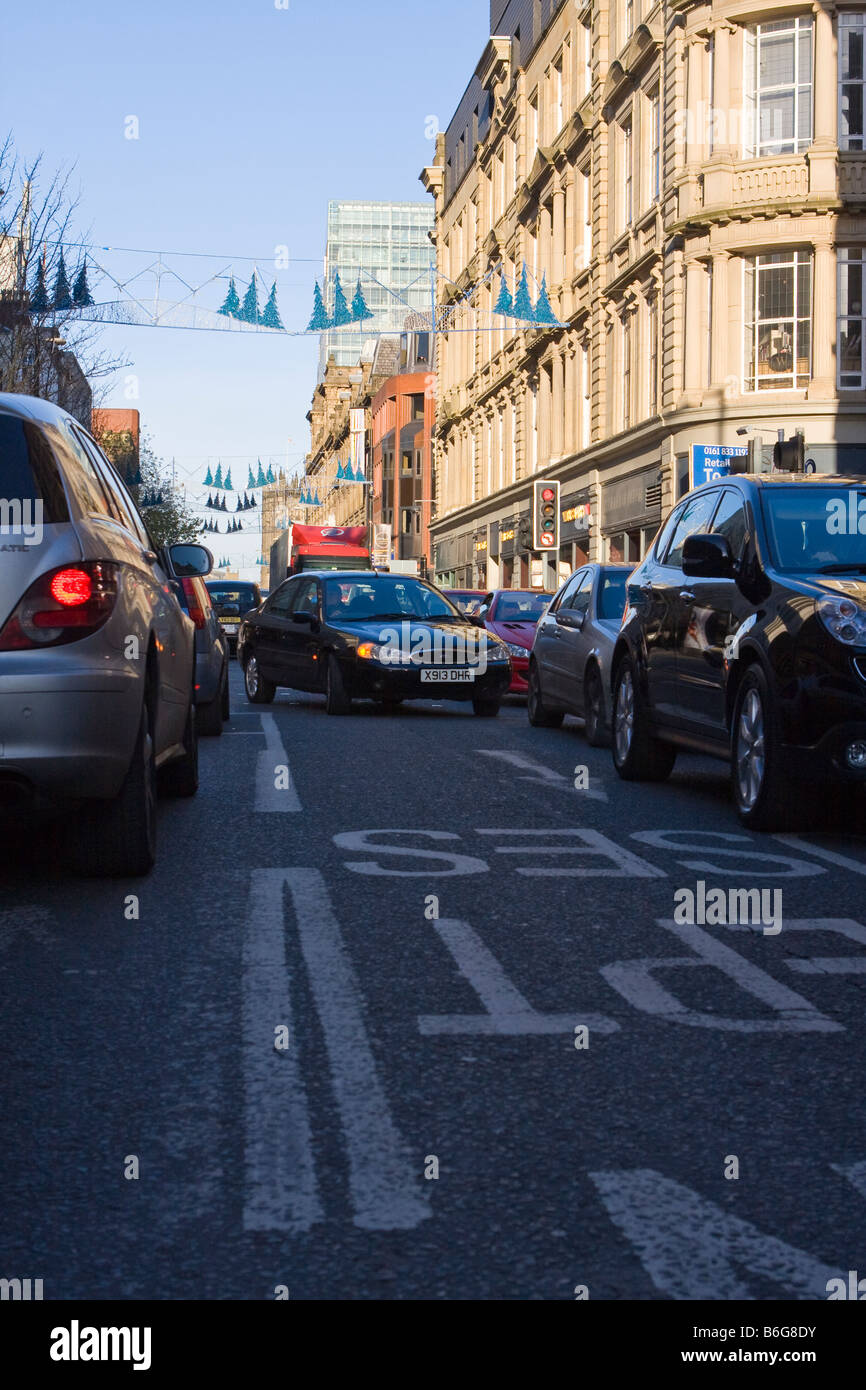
[282, 868, 431, 1230]
[590, 1168, 837, 1299]
[477, 748, 608, 801]
[418, 917, 619, 1036]
[730, 917, 866, 978]
[831, 1159, 866, 1200]
[600, 919, 842, 1032]
[476, 828, 665, 878]
[254, 713, 301, 812]
[774, 833, 866, 877]
[242, 869, 322, 1233]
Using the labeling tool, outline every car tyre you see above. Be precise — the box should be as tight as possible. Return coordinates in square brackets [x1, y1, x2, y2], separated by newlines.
[221, 664, 230, 720]
[197, 676, 224, 737]
[244, 652, 275, 704]
[325, 652, 352, 715]
[612, 655, 676, 781]
[472, 696, 501, 717]
[158, 696, 199, 798]
[527, 661, 564, 728]
[732, 665, 800, 831]
[584, 665, 608, 747]
[69, 701, 157, 877]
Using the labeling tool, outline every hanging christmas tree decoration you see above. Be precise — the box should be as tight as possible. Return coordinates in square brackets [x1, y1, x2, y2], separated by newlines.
[533, 272, 563, 327]
[213, 463, 224, 490]
[218, 276, 241, 318]
[261, 281, 284, 330]
[512, 261, 535, 321]
[250, 492, 257, 507]
[236, 519, 243, 531]
[52, 250, 73, 311]
[256, 462, 267, 487]
[336, 461, 346, 481]
[351, 278, 374, 322]
[312, 489, 321, 506]
[235, 495, 242, 511]
[221, 495, 228, 512]
[239, 275, 260, 324]
[30, 251, 50, 314]
[247, 466, 255, 489]
[72, 260, 94, 308]
[204, 465, 214, 487]
[493, 270, 513, 316]
[205, 493, 213, 510]
[307, 280, 332, 331]
[332, 272, 352, 327]
[266, 464, 275, 484]
[224, 468, 233, 491]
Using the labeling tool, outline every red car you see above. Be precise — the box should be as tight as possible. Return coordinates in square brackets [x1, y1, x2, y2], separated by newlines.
[442, 588, 487, 618]
[481, 589, 555, 693]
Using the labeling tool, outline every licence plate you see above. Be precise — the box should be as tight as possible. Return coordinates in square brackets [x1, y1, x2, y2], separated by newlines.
[420, 668, 476, 683]
[222, 623, 238, 634]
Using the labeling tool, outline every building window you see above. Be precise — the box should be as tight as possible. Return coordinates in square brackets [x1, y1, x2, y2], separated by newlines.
[624, 0, 634, 44]
[744, 17, 813, 158]
[410, 393, 425, 421]
[530, 380, 538, 471]
[621, 118, 633, 229]
[580, 342, 591, 450]
[649, 88, 661, 202]
[647, 296, 659, 415]
[621, 315, 632, 430]
[840, 12, 866, 151]
[744, 251, 812, 391]
[529, 92, 539, 159]
[552, 57, 563, 136]
[839, 249, 865, 388]
[581, 17, 592, 98]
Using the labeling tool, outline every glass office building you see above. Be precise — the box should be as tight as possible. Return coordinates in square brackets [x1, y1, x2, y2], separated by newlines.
[318, 201, 434, 380]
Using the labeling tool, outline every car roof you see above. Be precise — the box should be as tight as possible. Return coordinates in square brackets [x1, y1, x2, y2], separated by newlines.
[692, 472, 866, 496]
[289, 570, 428, 580]
[0, 392, 79, 425]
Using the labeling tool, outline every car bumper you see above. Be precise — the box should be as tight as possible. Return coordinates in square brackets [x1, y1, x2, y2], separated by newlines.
[346, 659, 512, 703]
[781, 721, 866, 783]
[508, 657, 530, 694]
[0, 666, 141, 806]
[194, 648, 223, 705]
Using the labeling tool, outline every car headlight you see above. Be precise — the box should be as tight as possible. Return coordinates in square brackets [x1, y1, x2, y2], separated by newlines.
[356, 641, 386, 660]
[484, 640, 511, 662]
[817, 596, 866, 646]
[502, 642, 528, 658]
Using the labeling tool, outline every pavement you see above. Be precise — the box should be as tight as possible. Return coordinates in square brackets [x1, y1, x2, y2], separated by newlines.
[2, 662, 865, 1300]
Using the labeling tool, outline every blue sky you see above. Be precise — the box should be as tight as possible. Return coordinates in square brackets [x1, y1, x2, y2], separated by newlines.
[4, 0, 485, 568]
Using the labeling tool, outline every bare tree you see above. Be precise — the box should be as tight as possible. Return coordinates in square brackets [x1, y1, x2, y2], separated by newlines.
[0, 132, 128, 422]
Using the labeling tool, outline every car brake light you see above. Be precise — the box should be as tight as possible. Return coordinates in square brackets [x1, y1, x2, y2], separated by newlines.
[0, 562, 119, 650]
[181, 576, 206, 630]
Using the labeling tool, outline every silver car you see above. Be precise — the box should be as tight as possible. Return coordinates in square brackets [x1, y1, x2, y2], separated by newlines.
[0, 393, 211, 876]
[527, 563, 631, 744]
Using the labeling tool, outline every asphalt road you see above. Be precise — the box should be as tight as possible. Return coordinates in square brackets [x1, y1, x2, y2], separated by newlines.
[2, 663, 865, 1300]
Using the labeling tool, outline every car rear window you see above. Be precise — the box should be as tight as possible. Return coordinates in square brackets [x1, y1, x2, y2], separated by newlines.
[495, 592, 553, 622]
[207, 583, 260, 609]
[597, 571, 628, 620]
[0, 413, 70, 525]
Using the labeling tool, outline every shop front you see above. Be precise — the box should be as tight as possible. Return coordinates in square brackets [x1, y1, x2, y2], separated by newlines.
[434, 531, 474, 588]
[601, 467, 662, 564]
[558, 492, 591, 583]
[473, 527, 488, 588]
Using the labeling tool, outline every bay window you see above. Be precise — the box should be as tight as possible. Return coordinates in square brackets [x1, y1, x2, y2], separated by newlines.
[744, 251, 812, 391]
[744, 17, 813, 157]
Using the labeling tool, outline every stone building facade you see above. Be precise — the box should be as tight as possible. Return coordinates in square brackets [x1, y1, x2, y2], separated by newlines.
[421, 0, 866, 590]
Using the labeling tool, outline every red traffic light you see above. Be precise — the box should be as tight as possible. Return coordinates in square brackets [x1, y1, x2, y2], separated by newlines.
[541, 487, 556, 501]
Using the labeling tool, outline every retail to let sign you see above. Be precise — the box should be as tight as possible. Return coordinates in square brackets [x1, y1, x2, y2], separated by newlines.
[690, 444, 749, 489]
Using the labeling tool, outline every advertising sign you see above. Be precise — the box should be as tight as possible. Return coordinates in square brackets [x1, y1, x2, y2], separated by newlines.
[690, 443, 749, 489]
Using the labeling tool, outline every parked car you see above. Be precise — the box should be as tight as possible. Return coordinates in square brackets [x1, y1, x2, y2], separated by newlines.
[205, 579, 262, 654]
[173, 563, 229, 736]
[238, 570, 512, 716]
[528, 564, 631, 743]
[442, 588, 487, 618]
[480, 589, 555, 694]
[611, 472, 866, 829]
[0, 393, 210, 876]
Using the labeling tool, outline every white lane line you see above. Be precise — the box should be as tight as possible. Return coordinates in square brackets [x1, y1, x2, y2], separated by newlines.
[242, 869, 322, 1233]
[282, 868, 431, 1230]
[418, 917, 619, 1036]
[477, 748, 608, 801]
[254, 713, 301, 812]
[774, 833, 866, 876]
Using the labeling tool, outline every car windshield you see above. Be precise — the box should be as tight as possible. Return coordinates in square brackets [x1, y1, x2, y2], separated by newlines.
[762, 487, 866, 572]
[324, 576, 459, 622]
[597, 571, 628, 620]
[447, 592, 485, 615]
[207, 584, 259, 608]
[494, 592, 552, 622]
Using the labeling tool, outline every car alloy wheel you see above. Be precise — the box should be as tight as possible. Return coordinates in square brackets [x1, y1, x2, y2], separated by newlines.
[614, 667, 634, 765]
[245, 655, 260, 698]
[735, 686, 765, 812]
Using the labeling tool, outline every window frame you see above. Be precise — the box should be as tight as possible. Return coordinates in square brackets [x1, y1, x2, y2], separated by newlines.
[743, 16, 814, 159]
[839, 11, 865, 151]
[743, 250, 813, 393]
[838, 247, 865, 389]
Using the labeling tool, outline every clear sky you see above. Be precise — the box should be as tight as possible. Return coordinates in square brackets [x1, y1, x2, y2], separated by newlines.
[4, 0, 486, 570]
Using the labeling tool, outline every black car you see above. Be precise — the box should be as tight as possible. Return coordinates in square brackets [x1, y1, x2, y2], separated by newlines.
[237, 570, 512, 716]
[610, 472, 866, 830]
[205, 580, 262, 655]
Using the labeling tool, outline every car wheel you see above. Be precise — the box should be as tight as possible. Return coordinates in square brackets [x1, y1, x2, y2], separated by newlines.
[584, 665, 608, 747]
[472, 696, 501, 717]
[69, 701, 157, 877]
[244, 652, 275, 704]
[732, 666, 798, 831]
[159, 695, 199, 798]
[612, 655, 676, 781]
[221, 664, 230, 720]
[527, 661, 564, 728]
[325, 652, 352, 715]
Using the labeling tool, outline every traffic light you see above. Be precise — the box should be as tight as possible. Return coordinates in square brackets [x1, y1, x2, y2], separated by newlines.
[773, 433, 805, 472]
[517, 515, 532, 551]
[531, 479, 560, 552]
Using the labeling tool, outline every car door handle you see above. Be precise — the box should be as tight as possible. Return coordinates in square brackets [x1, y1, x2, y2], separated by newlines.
[679, 590, 695, 602]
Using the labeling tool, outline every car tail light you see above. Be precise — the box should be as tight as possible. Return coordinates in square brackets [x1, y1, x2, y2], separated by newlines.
[181, 576, 207, 630]
[0, 561, 119, 650]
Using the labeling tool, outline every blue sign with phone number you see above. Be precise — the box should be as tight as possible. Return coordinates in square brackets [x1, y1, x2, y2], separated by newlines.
[690, 444, 750, 489]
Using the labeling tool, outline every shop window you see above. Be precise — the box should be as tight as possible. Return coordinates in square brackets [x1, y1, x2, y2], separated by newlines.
[744, 251, 812, 391]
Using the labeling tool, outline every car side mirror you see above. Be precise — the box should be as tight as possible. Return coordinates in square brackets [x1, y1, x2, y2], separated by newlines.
[293, 610, 317, 626]
[169, 542, 213, 577]
[682, 532, 734, 579]
[477, 606, 488, 622]
[556, 609, 585, 630]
